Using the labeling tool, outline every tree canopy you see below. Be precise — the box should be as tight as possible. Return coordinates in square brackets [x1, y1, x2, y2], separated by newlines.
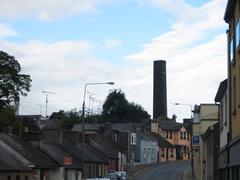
[102, 89, 150, 123]
[0, 51, 32, 109]
[49, 110, 81, 129]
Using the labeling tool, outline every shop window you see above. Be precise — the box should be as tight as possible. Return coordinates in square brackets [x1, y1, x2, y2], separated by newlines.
[161, 149, 165, 157]
[170, 149, 174, 157]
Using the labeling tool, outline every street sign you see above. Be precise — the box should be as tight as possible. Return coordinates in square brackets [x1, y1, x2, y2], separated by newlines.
[192, 135, 200, 148]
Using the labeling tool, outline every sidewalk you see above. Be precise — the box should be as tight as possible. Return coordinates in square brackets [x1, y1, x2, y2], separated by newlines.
[182, 166, 193, 180]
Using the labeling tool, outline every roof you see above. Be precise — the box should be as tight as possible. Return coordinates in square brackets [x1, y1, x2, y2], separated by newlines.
[89, 135, 120, 159]
[63, 142, 108, 164]
[224, 0, 236, 23]
[158, 121, 183, 131]
[138, 131, 173, 148]
[72, 123, 102, 132]
[0, 143, 32, 172]
[215, 79, 227, 103]
[40, 143, 82, 169]
[0, 133, 59, 169]
[111, 123, 147, 132]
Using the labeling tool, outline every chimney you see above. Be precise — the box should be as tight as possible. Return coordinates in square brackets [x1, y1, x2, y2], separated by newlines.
[153, 60, 167, 119]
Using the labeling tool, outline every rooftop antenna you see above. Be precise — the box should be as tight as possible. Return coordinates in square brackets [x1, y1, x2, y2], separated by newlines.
[42, 90, 56, 118]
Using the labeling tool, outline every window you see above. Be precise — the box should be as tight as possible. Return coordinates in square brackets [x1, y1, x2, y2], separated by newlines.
[183, 132, 186, 140]
[131, 133, 136, 145]
[25, 176, 29, 180]
[224, 93, 228, 125]
[16, 176, 20, 180]
[169, 131, 172, 139]
[161, 149, 165, 157]
[7, 176, 11, 180]
[233, 76, 236, 114]
[236, 17, 240, 49]
[170, 149, 174, 157]
[180, 131, 183, 139]
[230, 38, 234, 62]
[166, 131, 168, 139]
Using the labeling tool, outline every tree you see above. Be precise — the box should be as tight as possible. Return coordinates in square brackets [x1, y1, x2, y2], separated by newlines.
[0, 51, 32, 109]
[102, 90, 128, 123]
[102, 89, 150, 123]
[0, 106, 15, 130]
[49, 110, 81, 129]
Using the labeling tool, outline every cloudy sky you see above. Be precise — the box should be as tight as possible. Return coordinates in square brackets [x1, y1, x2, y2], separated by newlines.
[0, 0, 228, 121]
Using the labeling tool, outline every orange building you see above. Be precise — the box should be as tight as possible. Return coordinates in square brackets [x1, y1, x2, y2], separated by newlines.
[151, 119, 192, 160]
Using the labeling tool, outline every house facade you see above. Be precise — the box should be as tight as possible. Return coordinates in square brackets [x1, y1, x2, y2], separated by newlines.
[151, 120, 191, 160]
[223, 0, 240, 179]
[135, 132, 158, 164]
[215, 79, 229, 180]
[192, 104, 219, 180]
[202, 123, 219, 180]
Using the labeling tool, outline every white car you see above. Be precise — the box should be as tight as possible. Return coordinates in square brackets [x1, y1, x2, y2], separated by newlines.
[114, 171, 128, 180]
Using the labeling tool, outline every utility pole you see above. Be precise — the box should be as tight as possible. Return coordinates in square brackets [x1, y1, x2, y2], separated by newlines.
[42, 90, 56, 118]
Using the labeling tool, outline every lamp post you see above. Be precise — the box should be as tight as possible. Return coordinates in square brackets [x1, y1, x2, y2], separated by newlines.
[81, 82, 114, 178]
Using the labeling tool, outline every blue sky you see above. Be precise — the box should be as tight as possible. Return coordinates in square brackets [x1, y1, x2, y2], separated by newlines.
[0, 0, 228, 121]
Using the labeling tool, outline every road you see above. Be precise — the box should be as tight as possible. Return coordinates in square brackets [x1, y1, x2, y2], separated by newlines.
[130, 161, 192, 180]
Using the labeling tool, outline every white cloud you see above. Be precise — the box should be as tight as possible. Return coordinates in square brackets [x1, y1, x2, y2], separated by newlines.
[126, 0, 228, 120]
[0, 0, 115, 21]
[103, 38, 122, 50]
[0, 0, 229, 121]
[0, 23, 18, 38]
[0, 39, 120, 115]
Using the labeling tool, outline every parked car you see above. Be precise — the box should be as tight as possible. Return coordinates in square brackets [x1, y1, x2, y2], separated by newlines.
[105, 172, 120, 180]
[85, 178, 110, 180]
[115, 171, 128, 180]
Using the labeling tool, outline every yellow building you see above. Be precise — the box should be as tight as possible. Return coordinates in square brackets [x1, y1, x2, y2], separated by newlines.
[224, 0, 240, 179]
[192, 104, 218, 180]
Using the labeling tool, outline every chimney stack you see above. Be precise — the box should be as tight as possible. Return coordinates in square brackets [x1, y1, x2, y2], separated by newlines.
[153, 60, 167, 119]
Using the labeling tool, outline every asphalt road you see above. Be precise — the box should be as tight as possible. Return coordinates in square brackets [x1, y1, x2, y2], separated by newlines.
[130, 161, 192, 180]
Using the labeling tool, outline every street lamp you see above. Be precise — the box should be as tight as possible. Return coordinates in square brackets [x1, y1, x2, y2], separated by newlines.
[81, 81, 114, 178]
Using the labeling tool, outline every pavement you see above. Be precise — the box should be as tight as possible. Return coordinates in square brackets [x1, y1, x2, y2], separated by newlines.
[129, 161, 192, 180]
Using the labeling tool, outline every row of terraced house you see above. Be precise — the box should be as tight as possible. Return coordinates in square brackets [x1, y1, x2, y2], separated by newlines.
[0, 115, 192, 180]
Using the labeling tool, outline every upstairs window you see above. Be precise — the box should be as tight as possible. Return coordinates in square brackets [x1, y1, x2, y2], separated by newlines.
[184, 132, 186, 140]
[131, 133, 136, 145]
[230, 38, 234, 62]
[236, 17, 240, 49]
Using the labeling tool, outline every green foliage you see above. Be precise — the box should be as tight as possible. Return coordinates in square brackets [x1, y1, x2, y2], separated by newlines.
[0, 106, 15, 128]
[102, 89, 150, 123]
[0, 51, 32, 109]
[49, 110, 81, 129]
